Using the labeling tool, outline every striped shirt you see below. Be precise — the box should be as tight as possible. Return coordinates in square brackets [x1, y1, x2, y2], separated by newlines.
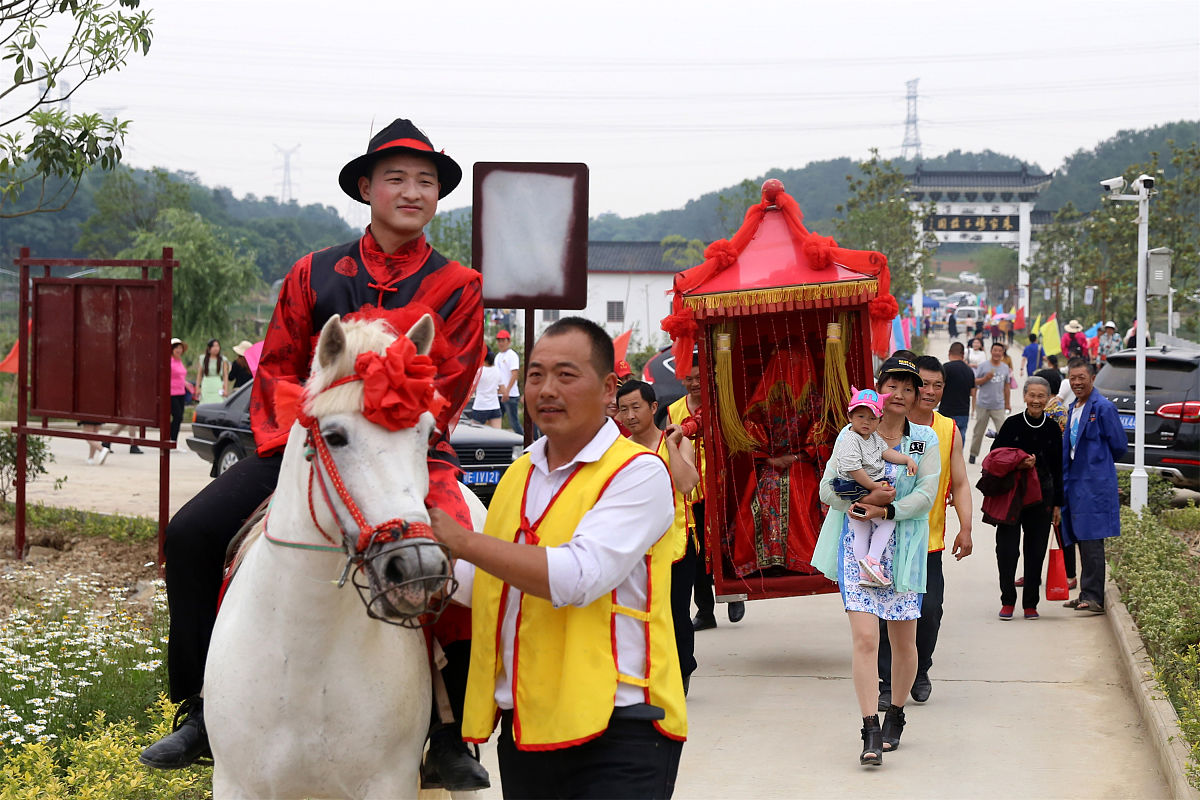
[833, 430, 889, 483]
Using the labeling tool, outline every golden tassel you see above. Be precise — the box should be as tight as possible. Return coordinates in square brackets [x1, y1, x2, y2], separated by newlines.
[817, 318, 853, 442]
[714, 326, 760, 454]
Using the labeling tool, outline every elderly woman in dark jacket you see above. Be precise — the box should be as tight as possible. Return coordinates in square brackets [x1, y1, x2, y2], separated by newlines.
[991, 376, 1063, 619]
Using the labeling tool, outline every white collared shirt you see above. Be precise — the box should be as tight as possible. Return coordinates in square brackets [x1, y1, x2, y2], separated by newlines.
[453, 418, 674, 710]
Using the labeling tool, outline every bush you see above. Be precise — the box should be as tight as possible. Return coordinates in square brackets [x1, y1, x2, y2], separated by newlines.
[0, 432, 65, 504]
[1109, 507, 1200, 786]
[0, 700, 210, 799]
[1115, 471, 1176, 515]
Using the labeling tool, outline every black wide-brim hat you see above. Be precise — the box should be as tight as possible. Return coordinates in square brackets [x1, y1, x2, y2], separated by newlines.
[338, 119, 462, 202]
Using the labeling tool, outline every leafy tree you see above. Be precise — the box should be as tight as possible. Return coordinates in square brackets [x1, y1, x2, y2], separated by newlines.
[1, 0, 153, 217]
[716, 179, 759, 237]
[427, 207, 472, 265]
[1027, 203, 1093, 320]
[1026, 139, 1199, 337]
[660, 234, 704, 268]
[976, 246, 1018, 302]
[76, 167, 189, 257]
[119, 208, 263, 340]
[834, 149, 936, 301]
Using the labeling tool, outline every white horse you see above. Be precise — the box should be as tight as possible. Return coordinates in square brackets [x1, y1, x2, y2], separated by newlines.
[205, 313, 485, 800]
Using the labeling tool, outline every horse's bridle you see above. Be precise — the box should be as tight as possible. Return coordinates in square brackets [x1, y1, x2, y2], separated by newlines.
[295, 372, 457, 628]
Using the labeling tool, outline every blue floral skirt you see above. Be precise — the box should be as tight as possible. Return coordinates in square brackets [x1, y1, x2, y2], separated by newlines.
[837, 516, 922, 620]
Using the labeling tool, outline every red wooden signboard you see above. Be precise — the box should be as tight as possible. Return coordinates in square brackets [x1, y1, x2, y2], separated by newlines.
[11, 247, 178, 565]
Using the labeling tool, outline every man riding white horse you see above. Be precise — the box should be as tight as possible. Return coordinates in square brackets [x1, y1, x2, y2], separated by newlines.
[140, 118, 490, 791]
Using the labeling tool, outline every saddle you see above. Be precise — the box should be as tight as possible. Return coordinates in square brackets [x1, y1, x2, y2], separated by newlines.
[216, 496, 272, 611]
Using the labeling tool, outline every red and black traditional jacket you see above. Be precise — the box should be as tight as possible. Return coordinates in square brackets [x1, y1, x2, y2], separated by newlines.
[249, 228, 483, 464]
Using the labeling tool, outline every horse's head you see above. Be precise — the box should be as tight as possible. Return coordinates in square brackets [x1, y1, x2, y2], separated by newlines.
[304, 312, 454, 625]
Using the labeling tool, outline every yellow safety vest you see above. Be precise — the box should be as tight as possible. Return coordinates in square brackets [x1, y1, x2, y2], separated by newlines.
[667, 395, 704, 506]
[654, 431, 689, 563]
[462, 436, 687, 750]
[928, 411, 956, 552]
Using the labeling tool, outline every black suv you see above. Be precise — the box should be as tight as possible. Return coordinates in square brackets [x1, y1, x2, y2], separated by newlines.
[1093, 346, 1200, 490]
[186, 380, 524, 503]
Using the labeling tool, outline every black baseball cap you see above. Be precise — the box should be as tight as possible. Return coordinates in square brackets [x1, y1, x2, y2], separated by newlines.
[877, 355, 924, 387]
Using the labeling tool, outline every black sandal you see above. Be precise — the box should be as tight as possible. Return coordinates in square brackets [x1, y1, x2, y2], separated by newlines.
[881, 704, 906, 751]
[860, 715, 883, 766]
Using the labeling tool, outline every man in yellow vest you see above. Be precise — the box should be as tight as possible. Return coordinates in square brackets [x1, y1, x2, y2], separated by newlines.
[617, 378, 701, 693]
[431, 317, 686, 798]
[669, 358, 746, 629]
[877, 353, 974, 708]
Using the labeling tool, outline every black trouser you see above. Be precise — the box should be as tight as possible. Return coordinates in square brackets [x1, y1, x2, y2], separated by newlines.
[169, 394, 185, 442]
[672, 535, 698, 680]
[690, 501, 714, 618]
[995, 504, 1052, 609]
[497, 712, 682, 799]
[1062, 539, 1077, 580]
[1077, 538, 1107, 607]
[430, 639, 471, 735]
[165, 451, 282, 701]
[879, 550, 944, 689]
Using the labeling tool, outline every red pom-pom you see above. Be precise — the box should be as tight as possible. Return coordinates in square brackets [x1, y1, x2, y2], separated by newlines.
[869, 294, 899, 321]
[703, 239, 739, 271]
[803, 235, 837, 271]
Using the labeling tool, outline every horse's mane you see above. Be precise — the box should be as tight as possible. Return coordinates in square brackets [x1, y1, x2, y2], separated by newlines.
[305, 318, 398, 421]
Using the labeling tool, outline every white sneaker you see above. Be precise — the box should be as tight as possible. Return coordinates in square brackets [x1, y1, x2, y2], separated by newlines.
[86, 455, 96, 465]
[96, 448, 109, 466]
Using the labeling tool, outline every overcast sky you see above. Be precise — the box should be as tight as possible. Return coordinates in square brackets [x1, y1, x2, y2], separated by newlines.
[42, 0, 1200, 225]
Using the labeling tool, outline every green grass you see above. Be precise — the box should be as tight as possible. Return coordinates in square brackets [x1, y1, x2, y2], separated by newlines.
[1, 503, 158, 544]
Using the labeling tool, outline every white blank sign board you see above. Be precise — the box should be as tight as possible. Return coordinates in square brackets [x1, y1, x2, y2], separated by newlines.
[473, 162, 588, 309]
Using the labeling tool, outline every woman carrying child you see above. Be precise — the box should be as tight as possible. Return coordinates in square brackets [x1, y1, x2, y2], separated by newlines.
[830, 387, 918, 587]
[811, 356, 941, 768]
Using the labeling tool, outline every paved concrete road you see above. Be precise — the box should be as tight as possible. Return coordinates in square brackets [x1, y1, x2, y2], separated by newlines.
[17, 333, 1171, 796]
[21, 425, 214, 519]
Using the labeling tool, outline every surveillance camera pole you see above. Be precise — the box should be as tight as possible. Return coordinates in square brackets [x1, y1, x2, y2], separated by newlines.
[1107, 179, 1151, 511]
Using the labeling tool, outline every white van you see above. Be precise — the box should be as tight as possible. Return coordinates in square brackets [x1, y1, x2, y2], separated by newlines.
[952, 306, 984, 328]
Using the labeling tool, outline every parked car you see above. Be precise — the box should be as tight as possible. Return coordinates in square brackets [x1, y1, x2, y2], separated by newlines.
[187, 380, 524, 503]
[959, 271, 984, 286]
[946, 291, 978, 308]
[641, 346, 686, 428]
[1093, 346, 1200, 490]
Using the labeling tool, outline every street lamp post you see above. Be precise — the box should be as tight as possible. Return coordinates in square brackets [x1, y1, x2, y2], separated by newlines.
[1104, 174, 1155, 511]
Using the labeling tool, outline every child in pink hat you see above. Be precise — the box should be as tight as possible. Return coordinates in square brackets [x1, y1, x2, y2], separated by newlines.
[830, 387, 918, 586]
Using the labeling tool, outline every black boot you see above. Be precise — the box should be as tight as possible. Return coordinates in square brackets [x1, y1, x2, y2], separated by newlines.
[726, 601, 745, 623]
[421, 725, 490, 791]
[138, 696, 212, 769]
[881, 704, 906, 751]
[860, 715, 882, 766]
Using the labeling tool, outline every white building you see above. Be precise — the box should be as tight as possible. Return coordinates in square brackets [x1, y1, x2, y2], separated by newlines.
[533, 241, 681, 351]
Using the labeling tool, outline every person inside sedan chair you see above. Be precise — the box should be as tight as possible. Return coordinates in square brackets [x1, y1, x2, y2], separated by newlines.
[431, 318, 686, 799]
[140, 118, 490, 791]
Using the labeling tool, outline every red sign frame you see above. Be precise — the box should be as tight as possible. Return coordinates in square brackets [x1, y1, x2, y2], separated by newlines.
[11, 247, 178, 565]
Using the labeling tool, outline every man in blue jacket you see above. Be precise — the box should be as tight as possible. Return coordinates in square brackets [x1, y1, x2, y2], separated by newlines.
[1060, 356, 1128, 614]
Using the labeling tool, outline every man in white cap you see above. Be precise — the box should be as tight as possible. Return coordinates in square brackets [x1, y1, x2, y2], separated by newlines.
[1097, 321, 1121, 365]
[495, 329, 523, 435]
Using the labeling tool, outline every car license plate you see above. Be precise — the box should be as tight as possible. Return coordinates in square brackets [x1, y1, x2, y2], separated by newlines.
[1119, 414, 1136, 431]
[462, 469, 502, 486]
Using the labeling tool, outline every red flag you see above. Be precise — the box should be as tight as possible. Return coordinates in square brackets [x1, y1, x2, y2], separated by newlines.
[0, 340, 17, 374]
[1014, 306, 1026, 330]
[0, 321, 30, 374]
[612, 329, 632, 365]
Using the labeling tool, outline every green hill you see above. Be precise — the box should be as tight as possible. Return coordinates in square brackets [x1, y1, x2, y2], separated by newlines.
[589, 121, 1198, 241]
